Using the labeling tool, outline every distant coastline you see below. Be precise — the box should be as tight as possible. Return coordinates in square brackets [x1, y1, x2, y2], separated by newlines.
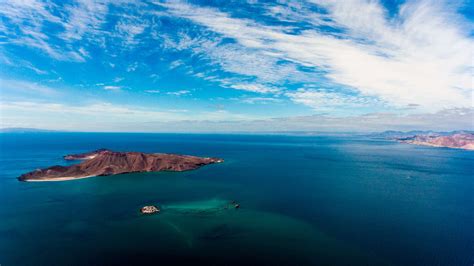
[0, 127, 60, 133]
[370, 131, 474, 150]
[2, 128, 472, 135]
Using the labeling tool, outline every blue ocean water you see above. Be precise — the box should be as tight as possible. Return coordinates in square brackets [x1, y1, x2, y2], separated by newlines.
[0, 133, 472, 265]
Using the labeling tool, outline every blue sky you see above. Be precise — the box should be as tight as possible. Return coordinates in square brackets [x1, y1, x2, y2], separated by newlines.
[0, 0, 473, 132]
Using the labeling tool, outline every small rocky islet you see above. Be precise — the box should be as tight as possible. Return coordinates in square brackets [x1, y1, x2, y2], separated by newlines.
[140, 205, 160, 214]
[139, 201, 240, 215]
[18, 149, 223, 181]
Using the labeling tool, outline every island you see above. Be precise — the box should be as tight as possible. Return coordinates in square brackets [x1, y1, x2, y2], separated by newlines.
[19, 149, 223, 182]
[395, 132, 474, 150]
[140, 205, 160, 214]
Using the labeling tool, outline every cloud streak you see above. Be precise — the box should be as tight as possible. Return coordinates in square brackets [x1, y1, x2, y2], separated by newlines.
[103, 85, 122, 91]
[161, 1, 473, 111]
[3, 101, 470, 132]
[166, 90, 190, 96]
[0, 100, 261, 131]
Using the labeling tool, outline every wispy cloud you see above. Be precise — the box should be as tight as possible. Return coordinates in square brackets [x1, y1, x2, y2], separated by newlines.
[20, 61, 47, 75]
[230, 84, 279, 94]
[0, 0, 148, 61]
[60, 0, 109, 42]
[0, 100, 260, 131]
[103, 85, 122, 91]
[115, 18, 147, 45]
[135, 108, 474, 132]
[166, 90, 190, 96]
[286, 89, 383, 112]
[0, 101, 185, 124]
[168, 59, 184, 70]
[0, 0, 89, 61]
[126, 62, 139, 72]
[160, 1, 473, 111]
[145, 89, 160, 94]
[0, 78, 58, 95]
[241, 97, 283, 104]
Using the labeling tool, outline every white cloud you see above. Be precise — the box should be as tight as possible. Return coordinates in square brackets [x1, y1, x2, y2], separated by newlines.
[286, 89, 382, 111]
[0, 0, 89, 61]
[168, 59, 184, 70]
[0, 101, 185, 123]
[78, 47, 90, 58]
[158, 18, 308, 94]
[0, 90, 471, 132]
[166, 90, 190, 96]
[0, 78, 57, 95]
[161, 1, 473, 111]
[14, 35, 87, 62]
[264, 1, 335, 28]
[145, 89, 160, 93]
[19, 60, 48, 75]
[103, 85, 122, 91]
[241, 97, 282, 104]
[0, 100, 261, 131]
[194, 42, 303, 84]
[60, 0, 109, 42]
[14, 107, 466, 133]
[115, 19, 147, 45]
[230, 83, 279, 94]
[126, 62, 139, 72]
[113, 77, 124, 82]
[0, 0, 61, 26]
[0, 0, 147, 61]
[133, 108, 474, 132]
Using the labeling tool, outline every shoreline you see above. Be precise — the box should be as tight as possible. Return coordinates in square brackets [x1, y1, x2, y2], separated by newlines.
[400, 141, 474, 150]
[23, 175, 95, 182]
[19, 149, 223, 182]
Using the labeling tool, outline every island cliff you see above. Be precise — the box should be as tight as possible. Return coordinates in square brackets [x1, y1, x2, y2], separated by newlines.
[396, 133, 474, 150]
[19, 149, 223, 182]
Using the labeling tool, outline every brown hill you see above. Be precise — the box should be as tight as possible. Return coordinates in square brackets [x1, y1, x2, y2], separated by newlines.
[398, 133, 474, 150]
[19, 149, 223, 182]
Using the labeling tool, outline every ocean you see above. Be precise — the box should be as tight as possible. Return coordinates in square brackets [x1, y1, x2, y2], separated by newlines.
[0, 133, 472, 265]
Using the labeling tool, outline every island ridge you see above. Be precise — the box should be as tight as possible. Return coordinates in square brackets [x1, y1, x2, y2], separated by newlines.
[395, 133, 474, 150]
[19, 149, 223, 182]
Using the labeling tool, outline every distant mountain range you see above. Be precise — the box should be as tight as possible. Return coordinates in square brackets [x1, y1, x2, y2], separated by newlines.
[397, 133, 474, 150]
[0, 127, 58, 133]
[368, 130, 474, 139]
[368, 131, 474, 150]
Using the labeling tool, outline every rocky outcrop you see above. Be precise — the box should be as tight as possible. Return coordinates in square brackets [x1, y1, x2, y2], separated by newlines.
[63, 149, 109, 160]
[140, 205, 160, 214]
[397, 133, 474, 150]
[19, 149, 223, 181]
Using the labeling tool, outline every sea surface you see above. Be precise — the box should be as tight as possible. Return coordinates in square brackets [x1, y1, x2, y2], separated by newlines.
[0, 133, 472, 265]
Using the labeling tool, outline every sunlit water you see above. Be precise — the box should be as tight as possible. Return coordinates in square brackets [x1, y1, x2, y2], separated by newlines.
[0, 133, 472, 265]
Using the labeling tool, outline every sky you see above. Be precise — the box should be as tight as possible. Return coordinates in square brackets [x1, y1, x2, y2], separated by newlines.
[0, 0, 473, 132]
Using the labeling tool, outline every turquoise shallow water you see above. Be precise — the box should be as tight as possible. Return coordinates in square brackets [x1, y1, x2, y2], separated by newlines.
[0, 133, 473, 265]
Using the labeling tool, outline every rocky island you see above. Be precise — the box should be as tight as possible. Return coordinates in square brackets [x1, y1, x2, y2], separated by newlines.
[19, 149, 223, 182]
[396, 133, 474, 150]
[140, 205, 160, 214]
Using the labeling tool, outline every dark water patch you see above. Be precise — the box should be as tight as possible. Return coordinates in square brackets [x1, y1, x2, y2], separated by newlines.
[0, 133, 472, 265]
